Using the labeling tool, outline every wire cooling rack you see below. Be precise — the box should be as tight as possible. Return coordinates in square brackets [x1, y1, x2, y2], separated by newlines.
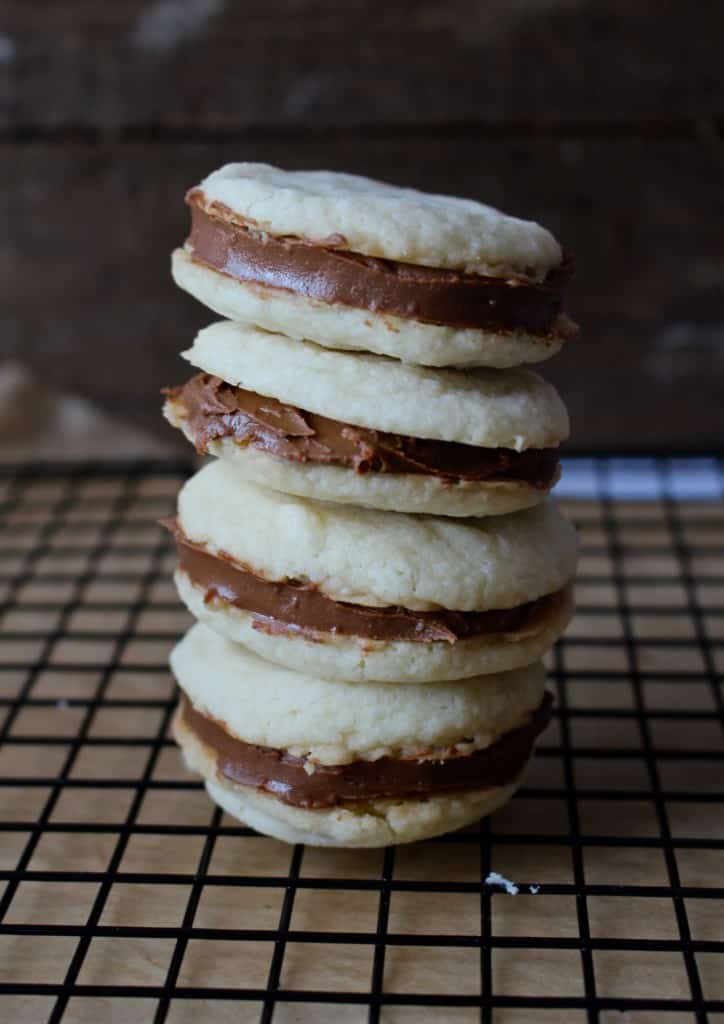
[0, 456, 722, 1024]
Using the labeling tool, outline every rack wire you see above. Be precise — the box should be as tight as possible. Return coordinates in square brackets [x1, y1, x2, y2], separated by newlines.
[0, 456, 722, 1024]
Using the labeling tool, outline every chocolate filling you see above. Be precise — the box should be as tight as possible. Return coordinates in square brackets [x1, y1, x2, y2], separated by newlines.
[185, 194, 573, 335]
[165, 374, 559, 487]
[167, 523, 561, 644]
[180, 691, 553, 808]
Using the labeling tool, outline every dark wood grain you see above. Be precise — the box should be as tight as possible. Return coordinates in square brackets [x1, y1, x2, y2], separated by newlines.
[3, 136, 723, 448]
[2, 1, 723, 448]
[2, 0, 723, 129]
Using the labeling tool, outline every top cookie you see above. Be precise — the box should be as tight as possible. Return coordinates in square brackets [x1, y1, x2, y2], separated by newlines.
[196, 163, 561, 278]
[173, 163, 577, 368]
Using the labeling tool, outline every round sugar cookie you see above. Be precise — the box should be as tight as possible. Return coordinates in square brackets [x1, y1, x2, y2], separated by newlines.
[166, 320, 568, 516]
[181, 321, 569, 450]
[176, 460, 578, 612]
[172, 462, 576, 681]
[194, 163, 562, 276]
[170, 623, 547, 765]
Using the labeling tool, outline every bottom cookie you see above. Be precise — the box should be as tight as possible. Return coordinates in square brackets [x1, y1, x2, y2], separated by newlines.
[174, 701, 525, 848]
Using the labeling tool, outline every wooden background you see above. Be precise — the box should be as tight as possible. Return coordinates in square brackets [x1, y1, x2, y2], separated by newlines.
[2, 0, 723, 450]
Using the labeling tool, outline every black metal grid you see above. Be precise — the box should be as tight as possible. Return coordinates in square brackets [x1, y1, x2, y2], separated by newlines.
[0, 456, 722, 1024]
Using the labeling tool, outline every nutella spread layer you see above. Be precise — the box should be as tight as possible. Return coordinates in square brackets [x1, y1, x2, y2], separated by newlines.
[168, 523, 562, 644]
[166, 374, 560, 487]
[186, 195, 572, 335]
[181, 691, 553, 808]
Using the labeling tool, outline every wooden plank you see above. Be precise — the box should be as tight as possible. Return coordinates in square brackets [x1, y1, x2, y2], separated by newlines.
[2, 136, 723, 448]
[2, 0, 723, 129]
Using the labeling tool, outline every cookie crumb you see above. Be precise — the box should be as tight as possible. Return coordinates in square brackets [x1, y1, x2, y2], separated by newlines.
[485, 871, 518, 895]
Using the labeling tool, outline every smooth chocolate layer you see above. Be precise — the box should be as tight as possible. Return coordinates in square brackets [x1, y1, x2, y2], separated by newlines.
[168, 523, 560, 644]
[166, 374, 559, 487]
[180, 691, 553, 808]
[186, 194, 573, 335]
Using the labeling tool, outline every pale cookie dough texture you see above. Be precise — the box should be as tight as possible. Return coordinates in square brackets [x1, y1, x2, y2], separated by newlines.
[182, 321, 569, 450]
[172, 623, 538, 846]
[177, 460, 578, 611]
[173, 461, 577, 681]
[171, 624, 547, 765]
[174, 163, 572, 369]
[194, 164, 562, 276]
[173, 248, 570, 369]
[168, 320, 568, 517]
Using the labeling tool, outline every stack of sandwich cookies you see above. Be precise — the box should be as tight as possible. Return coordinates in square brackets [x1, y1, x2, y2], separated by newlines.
[165, 163, 578, 847]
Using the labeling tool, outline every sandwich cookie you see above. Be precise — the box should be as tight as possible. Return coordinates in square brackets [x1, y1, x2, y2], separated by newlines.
[172, 163, 577, 368]
[169, 460, 577, 683]
[171, 623, 552, 847]
[164, 321, 569, 518]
